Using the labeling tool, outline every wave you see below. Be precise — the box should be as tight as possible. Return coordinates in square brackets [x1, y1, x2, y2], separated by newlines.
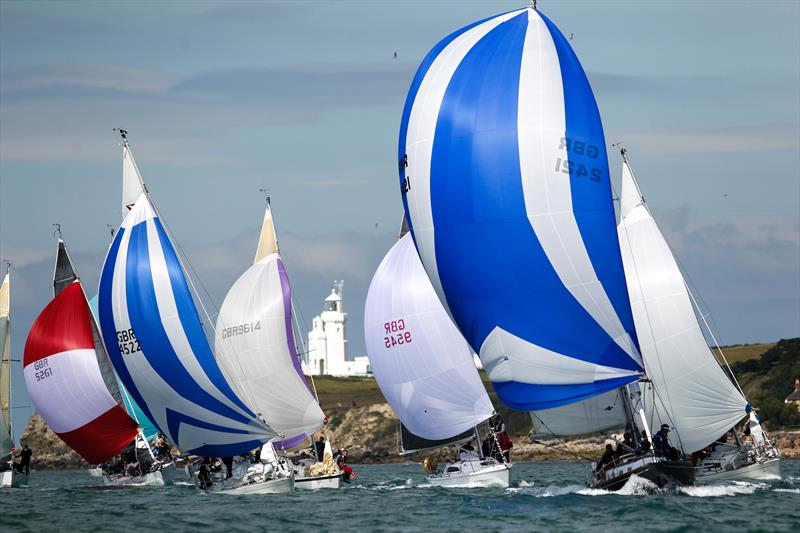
[679, 481, 766, 498]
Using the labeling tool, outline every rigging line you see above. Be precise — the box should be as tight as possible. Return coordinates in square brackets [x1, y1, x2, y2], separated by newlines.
[145, 196, 268, 432]
[124, 152, 217, 329]
[614, 154, 685, 452]
[290, 299, 320, 404]
[530, 413, 599, 463]
[684, 281, 746, 397]
[620, 152, 745, 399]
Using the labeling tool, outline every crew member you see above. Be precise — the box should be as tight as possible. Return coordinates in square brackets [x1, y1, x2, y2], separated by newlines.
[15, 444, 32, 475]
[221, 456, 234, 479]
[652, 424, 678, 459]
[314, 436, 326, 462]
[336, 448, 356, 483]
[597, 443, 615, 471]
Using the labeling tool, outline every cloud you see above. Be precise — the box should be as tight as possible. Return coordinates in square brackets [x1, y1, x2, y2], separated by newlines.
[0, 64, 178, 94]
[652, 207, 800, 342]
[616, 124, 800, 155]
[0, 61, 412, 163]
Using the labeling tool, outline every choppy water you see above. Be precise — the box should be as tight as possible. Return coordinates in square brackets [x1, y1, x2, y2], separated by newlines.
[1, 460, 798, 532]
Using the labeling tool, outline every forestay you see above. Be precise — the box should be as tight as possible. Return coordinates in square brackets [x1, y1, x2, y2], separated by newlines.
[398, 6, 643, 410]
[529, 389, 627, 438]
[365, 234, 494, 441]
[98, 193, 275, 456]
[0, 272, 13, 457]
[617, 157, 748, 453]
[215, 202, 325, 450]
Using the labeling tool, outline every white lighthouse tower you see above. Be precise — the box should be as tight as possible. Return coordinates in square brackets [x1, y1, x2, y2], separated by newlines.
[304, 281, 370, 376]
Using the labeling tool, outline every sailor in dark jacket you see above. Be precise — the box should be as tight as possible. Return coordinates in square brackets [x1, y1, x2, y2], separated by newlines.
[652, 424, 678, 459]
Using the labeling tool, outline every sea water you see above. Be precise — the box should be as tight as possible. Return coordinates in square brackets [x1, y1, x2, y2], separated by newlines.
[1, 460, 798, 532]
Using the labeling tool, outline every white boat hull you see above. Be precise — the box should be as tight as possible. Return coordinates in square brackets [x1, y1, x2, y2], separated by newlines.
[88, 462, 177, 487]
[427, 461, 511, 488]
[295, 473, 342, 490]
[1, 469, 28, 488]
[217, 476, 294, 495]
[696, 457, 782, 484]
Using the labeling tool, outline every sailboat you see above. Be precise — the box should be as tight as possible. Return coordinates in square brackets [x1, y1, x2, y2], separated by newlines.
[365, 229, 511, 487]
[397, 4, 693, 490]
[97, 140, 291, 494]
[616, 149, 782, 483]
[213, 198, 340, 490]
[0, 266, 26, 488]
[23, 236, 162, 485]
[81, 134, 180, 486]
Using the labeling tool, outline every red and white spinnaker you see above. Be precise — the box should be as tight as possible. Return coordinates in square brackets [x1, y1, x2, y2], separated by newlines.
[24, 280, 137, 464]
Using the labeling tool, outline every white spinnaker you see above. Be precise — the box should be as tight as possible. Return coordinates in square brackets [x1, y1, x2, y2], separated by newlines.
[365, 234, 495, 441]
[617, 159, 747, 453]
[529, 389, 627, 438]
[214, 252, 325, 444]
[0, 273, 12, 457]
[122, 142, 145, 218]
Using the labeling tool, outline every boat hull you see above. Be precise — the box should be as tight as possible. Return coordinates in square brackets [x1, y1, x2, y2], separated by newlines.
[88, 462, 177, 487]
[216, 476, 294, 495]
[295, 473, 342, 490]
[427, 461, 511, 488]
[0, 469, 28, 488]
[696, 457, 782, 484]
[592, 454, 695, 491]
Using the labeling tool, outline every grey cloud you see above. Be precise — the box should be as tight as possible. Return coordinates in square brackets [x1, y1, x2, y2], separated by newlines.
[653, 207, 800, 342]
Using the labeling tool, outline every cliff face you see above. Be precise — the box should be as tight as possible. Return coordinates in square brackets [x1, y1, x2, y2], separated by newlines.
[19, 399, 800, 469]
[20, 412, 90, 469]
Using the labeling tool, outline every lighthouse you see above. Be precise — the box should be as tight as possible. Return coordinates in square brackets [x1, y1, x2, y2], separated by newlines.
[304, 281, 370, 376]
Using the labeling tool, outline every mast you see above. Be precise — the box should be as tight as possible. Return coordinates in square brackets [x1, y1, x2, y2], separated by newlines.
[52, 231, 128, 408]
[617, 147, 748, 453]
[0, 261, 13, 454]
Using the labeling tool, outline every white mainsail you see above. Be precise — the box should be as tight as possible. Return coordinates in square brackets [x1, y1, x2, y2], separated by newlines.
[215, 202, 325, 449]
[365, 234, 494, 441]
[122, 138, 145, 218]
[0, 271, 13, 457]
[617, 155, 748, 453]
[530, 389, 627, 438]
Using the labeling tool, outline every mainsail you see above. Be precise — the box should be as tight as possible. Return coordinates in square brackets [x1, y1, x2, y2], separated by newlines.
[24, 241, 139, 464]
[530, 389, 627, 438]
[98, 193, 275, 456]
[365, 233, 494, 441]
[122, 135, 144, 218]
[214, 201, 325, 449]
[399, 423, 474, 455]
[617, 154, 748, 453]
[399, 6, 643, 411]
[0, 271, 13, 458]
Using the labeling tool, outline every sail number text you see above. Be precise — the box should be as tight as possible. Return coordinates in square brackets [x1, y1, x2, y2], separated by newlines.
[221, 321, 262, 339]
[384, 319, 412, 348]
[117, 328, 141, 355]
[33, 359, 53, 381]
[554, 137, 603, 182]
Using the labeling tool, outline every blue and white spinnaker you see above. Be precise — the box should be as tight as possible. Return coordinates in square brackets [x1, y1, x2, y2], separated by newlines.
[98, 193, 275, 456]
[399, 6, 643, 410]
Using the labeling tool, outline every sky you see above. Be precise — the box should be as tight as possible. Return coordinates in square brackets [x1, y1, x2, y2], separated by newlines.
[1, 0, 798, 437]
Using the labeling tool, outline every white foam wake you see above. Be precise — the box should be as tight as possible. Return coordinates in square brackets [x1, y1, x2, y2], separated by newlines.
[679, 481, 766, 497]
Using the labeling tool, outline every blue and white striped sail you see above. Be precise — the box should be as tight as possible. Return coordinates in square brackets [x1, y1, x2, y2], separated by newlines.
[98, 193, 275, 456]
[399, 7, 643, 411]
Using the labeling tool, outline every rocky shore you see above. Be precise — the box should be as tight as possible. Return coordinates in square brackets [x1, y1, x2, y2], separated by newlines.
[20, 404, 800, 470]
